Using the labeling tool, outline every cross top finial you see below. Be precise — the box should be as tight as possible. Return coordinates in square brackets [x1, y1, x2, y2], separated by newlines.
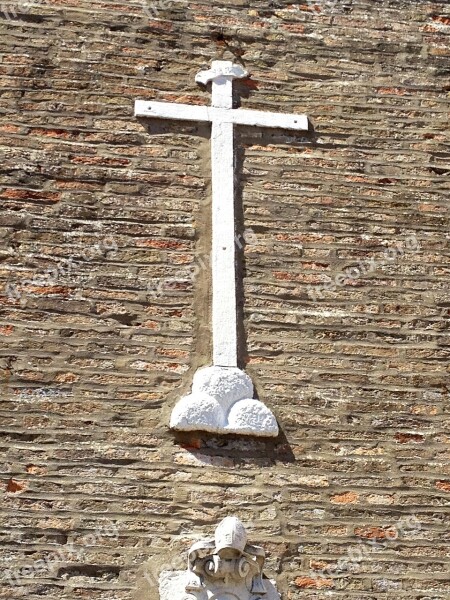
[195, 60, 248, 85]
[195, 61, 248, 108]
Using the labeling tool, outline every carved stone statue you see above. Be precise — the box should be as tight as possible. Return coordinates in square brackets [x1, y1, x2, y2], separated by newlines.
[159, 517, 281, 600]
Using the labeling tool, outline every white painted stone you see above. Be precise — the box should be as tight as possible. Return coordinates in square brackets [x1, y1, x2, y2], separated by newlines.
[192, 367, 253, 410]
[135, 61, 308, 436]
[195, 61, 248, 87]
[171, 367, 278, 437]
[159, 518, 281, 600]
[196, 61, 247, 109]
[211, 117, 237, 367]
[227, 399, 279, 437]
[169, 393, 225, 433]
[134, 101, 309, 131]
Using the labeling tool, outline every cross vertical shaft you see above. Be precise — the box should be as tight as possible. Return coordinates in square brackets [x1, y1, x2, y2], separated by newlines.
[209, 70, 238, 366]
[211, 119, 237, 366]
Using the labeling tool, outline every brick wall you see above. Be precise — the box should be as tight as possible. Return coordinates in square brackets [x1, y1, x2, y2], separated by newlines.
[1, 1, 449, 599]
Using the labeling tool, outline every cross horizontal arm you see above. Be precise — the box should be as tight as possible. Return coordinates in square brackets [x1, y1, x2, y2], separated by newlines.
[135, 101, 308, 131]
[135, 100, 210, 123]
[231, 108, 308, 131]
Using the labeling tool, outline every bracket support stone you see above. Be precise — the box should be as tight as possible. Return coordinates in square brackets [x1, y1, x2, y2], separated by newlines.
[159, 517, 281, 600]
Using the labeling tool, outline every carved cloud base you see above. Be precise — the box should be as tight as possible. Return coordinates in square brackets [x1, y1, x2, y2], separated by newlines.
[169, 366, 279, 437]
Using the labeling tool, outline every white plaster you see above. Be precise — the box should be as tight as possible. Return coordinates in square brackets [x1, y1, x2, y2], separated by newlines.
[169, 392, 225, 433]
[159, 571, 187, 600]
[196, 62, 247, 109]
[134, 101, 309, 131]
[193, 367, 253, 409]
[195, 61, 248, 87]
[211, 118, 238, 367]
[170, 366, 278, 437]
[227, 399, 279, 437]
[136, 60, 308, 436]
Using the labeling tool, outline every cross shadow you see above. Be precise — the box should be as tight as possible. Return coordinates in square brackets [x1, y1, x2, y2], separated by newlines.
[173, 428, 295, 464]
[234, 122, 316, 375]
[136, 117, 211, 140]
[231, 121, 314, 462]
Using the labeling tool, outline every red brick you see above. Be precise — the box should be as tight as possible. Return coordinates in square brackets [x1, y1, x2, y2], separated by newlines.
[436, 481, 450, 492]
[330, 491, 359, 504]
[294, 576, 334, 589]
[6, 479, 26, 493]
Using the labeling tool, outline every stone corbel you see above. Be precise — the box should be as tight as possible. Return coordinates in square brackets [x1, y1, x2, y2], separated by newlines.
[169, 366, 279, 437]
[159, 517, 281, 600]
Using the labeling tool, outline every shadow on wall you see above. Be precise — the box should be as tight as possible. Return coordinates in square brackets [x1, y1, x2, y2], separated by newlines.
[172, 428, 296, 465]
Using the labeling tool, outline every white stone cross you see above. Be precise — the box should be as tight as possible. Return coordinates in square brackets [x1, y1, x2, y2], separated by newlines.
[135, 61, 308, 437]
